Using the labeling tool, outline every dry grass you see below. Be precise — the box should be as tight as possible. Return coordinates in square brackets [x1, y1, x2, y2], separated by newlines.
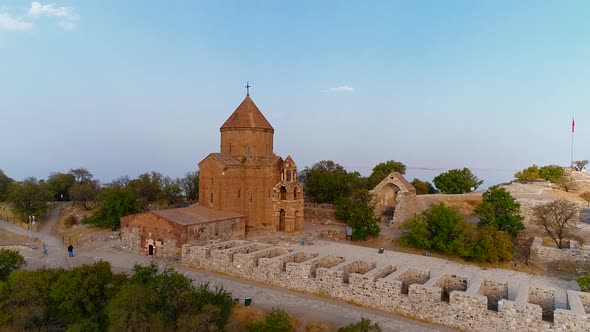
[225, 305, 266, 331]
[0, 202, 16, 220]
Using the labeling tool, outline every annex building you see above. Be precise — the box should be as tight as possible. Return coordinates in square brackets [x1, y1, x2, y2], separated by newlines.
[122, 91, 304, 257]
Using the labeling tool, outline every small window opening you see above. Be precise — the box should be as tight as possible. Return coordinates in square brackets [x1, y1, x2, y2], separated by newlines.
[238, 189, 241, 198]
[210, 193, 213, 203]
[287, 170, 292, 182]
[280, 186, 287, 200]
[247, 145, 251, 156]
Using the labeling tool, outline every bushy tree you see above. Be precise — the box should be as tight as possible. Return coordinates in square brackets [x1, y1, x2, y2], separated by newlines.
[82, 187, 142, 228]
[0, 169, 14, 201]
[128, 172, 164, 207]
[7, 178, 51, 222]
[401, 203, 514, 262]
[533, 200, 579, 249]
[299, 160, 365, 203]
[46, 172, 76, 201]
[69, 168, 93, 183]
[475, 187, 524, 237]
[180, 171, 199, 201]
[401, 203, 463, 253]
[539, 165, 565, 184]
[573, 160, 589, 172]
[335, 190, 381, 240]
[0, 249, 25, 281]
[50, 261, 115, 324]
[248, 308, 295, 332]
[160, 176, 183, 206]
[69, 179, 101, 210]
[411, 178, 438, 195]
[0, 268, 65, 329]
[514, 165, 541, 183]
[367, 160, 406, 189]
[337, 318, 382, 332]
[433, 168, 483, 194]
[473, 226, 513, 263]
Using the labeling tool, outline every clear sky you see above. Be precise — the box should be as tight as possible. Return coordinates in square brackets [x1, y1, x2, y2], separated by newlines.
[1, 1, 589, 186]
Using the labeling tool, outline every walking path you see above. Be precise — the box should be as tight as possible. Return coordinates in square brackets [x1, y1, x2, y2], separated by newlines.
[0, 210, 452, 332]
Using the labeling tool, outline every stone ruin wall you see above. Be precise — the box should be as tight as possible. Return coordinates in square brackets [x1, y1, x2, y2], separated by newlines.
[390, 191, 417, 226]
[531, 237, 590, 264]
[181, 240, 590, 332]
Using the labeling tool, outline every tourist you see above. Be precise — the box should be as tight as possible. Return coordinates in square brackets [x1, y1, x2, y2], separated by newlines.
[68, 244, 74, 257]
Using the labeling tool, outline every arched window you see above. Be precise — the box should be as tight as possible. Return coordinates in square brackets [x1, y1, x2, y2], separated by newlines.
[238, 189, 241, 198]
[210, 193, 213, 203]
[229, 144, 232, 154]
[293, 188, 297, 200]
[280, 186, 287, 200]
[286, 170, 291, 182]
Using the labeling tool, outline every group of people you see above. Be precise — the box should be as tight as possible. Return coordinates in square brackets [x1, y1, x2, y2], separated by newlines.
[41, 243, 74, 257]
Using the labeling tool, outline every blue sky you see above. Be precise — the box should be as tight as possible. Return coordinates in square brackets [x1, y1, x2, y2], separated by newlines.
[1, 1, 589, 186]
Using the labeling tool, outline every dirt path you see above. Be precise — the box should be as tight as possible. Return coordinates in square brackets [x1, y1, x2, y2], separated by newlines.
[0, 214, 452, 332]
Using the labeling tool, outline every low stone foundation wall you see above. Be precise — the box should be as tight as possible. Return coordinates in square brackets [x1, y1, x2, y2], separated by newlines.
[530, 237, 590, 264]
[181, 240, 590, 332]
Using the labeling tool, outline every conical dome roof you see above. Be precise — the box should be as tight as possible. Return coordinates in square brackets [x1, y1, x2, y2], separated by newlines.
[220, 94, 274, 131]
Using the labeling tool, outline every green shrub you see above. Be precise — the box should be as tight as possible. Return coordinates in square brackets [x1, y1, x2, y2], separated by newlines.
[514, 165, 540, 182]
[539, 165, 565, 184]
[0, 249, 25, 281]
[578, 276, 590, 292]
[338, 318, 382, 332]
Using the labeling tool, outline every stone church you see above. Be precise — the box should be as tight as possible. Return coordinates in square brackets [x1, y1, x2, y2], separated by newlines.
[121, 91, 304, 257]
[198, 92, 304, 233]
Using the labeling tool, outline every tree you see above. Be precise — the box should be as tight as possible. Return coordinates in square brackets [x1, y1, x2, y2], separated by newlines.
[0, 268, 65, 330]
[0, 249, 25, 281]
[573, 160, 589, 171]
[50, 261, 115, 324]
[411, 178, 438, 195]
[299, 161, 365, 203]
[0, 169, 14, 201]
[433, 168, 483, 194]
[335, 190, 381, 240]
[46, 172, 76, 201]
[69, 168, 93, 183]
[401, 203, 463, 253]
[556, 174, 576, 192]
[248, 308, 295, 332]
[128, 172, 164, 207]
[475, 187, 524, 237]
[82, 187, 142, 228]
[337, 318, 382, 332]
[69, 180, 100, 210]
[473, 226, 513, 263]
[514, 165, 541, 183]
[580, 192, 590, 207]
[7, 178, 51, 222]
[578, 276, 590, 292]
[366, 160, 406, 189]
[533, 200, 579, 249]
[539, 165, 565, 184]
[180, 171, 199, 201]
[159, 177, 183, 206]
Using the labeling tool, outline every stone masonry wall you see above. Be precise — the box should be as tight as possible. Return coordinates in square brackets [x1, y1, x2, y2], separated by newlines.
[181, 240, 590, 332]
[531, 237, 590, 264]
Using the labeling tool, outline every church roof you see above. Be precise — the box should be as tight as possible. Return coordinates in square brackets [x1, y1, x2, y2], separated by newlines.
[283, 155, 297, 167]
[153, 205, 244, 226]
[220, 94, 274, 131]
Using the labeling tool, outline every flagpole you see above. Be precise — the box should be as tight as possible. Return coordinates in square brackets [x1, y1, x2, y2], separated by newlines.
[571, 116, 574, 169]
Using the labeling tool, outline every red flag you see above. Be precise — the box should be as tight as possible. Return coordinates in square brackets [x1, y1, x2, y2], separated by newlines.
[572, 117, 575, 133]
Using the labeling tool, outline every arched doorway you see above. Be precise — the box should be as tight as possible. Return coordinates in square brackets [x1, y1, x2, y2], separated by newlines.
[148, 244, 154, 256]
[279, 209, 286, 231]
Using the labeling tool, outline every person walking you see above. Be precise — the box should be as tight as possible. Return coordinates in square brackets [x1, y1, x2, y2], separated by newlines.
[67, 244, 74, 257]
